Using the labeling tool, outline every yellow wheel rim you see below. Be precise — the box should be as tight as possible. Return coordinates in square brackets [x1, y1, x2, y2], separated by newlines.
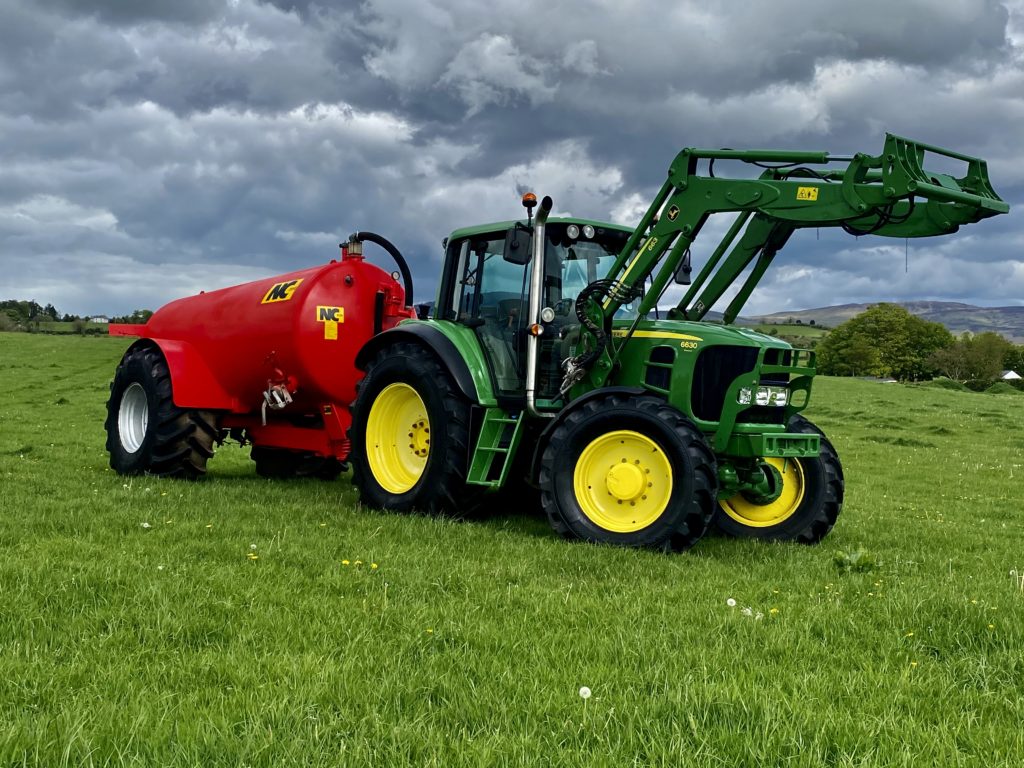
[572, 430, 673, 533]
[719, 458, 805, 528]
[366, 382, 430, 494]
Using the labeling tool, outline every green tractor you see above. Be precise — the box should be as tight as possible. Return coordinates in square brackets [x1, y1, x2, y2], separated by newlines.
[349, 134, 1008, 551]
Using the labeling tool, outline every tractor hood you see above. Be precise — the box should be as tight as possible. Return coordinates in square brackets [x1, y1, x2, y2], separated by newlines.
[611, 319, 795, 351]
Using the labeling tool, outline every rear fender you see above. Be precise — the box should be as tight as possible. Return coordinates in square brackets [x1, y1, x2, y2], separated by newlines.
[123, 338, 238, 411]
[355, 322, 495, 406]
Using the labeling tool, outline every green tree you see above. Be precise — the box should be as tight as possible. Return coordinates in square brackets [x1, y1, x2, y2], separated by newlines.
[930, 332, 1013, 382]
[1004, 344, 1024, 374]
[816, 303, 952, 380]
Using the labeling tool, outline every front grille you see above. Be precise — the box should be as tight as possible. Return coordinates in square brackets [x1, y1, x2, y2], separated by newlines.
[735, 405, 788, 425]
[691, 345, 758, 421]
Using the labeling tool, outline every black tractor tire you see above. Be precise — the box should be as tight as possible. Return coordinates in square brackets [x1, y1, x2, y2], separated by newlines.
[105, 345, 218, 479]
[538, 394, 718, 552]
[713, 415, 844, 543]
[349, 341, 482, 515]
[251, 446, 347, 481]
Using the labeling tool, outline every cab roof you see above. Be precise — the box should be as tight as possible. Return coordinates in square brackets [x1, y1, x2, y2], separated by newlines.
[447, 217, 634, 242]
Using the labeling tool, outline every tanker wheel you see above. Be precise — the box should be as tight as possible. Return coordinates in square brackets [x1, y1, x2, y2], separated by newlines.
[538, 394, 718, 552]
[251, 446, 346, 481]
[350, 342, 482, 515]
[714, 415, 844, 543]
[105, 344, 219, 479]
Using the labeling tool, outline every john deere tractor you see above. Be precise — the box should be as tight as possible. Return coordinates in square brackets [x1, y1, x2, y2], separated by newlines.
[348, 134, 1007, 551]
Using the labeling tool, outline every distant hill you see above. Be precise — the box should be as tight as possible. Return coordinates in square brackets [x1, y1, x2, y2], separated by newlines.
[744, 302, 1024, 343]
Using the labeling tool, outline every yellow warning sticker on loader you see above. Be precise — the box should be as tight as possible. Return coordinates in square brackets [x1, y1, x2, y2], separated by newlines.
[796, 186, 819, 201]
[317, 306, 344, 340]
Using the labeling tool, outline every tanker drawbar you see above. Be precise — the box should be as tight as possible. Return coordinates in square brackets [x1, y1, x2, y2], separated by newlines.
[105, 235, 415, 479]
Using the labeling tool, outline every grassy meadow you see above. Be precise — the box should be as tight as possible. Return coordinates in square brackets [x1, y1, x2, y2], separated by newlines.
[0, 332, 1022, 766]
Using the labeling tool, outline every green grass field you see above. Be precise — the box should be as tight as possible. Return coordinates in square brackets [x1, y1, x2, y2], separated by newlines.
[1, 332, 1022, 766]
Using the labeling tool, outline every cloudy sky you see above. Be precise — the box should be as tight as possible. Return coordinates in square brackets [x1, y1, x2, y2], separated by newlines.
[1, 0, 1021, 317]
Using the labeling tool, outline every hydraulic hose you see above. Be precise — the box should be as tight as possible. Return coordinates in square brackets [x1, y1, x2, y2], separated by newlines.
[349, 231, 414, 307]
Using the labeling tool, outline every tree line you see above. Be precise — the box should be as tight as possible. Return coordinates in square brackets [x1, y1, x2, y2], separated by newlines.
[1, 300, 152, 333]
[816, 303, 1023, 385]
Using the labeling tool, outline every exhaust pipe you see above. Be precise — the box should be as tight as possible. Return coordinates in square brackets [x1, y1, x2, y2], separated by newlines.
[525, 195, 553, 418]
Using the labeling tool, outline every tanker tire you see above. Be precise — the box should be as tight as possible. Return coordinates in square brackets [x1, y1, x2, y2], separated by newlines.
[713, 415, 844, 543]
[350, 342, 482, 516]
[538, 394, 718, 552]
[105, 345, 218, 479]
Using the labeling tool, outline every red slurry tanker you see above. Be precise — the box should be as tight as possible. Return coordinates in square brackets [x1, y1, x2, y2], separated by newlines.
[107, 233, 415, 480]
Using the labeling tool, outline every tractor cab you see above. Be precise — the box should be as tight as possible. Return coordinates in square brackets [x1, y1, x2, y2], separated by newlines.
[436, 215, 636, 400]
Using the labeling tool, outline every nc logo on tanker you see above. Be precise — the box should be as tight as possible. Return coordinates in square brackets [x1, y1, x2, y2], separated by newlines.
[317, 306, 344, 340]
[261, 279, 304, 304]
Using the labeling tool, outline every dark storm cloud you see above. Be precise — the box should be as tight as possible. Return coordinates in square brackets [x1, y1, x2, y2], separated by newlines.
[36, 0, 229, 25]
[0, 0, 1020, 317]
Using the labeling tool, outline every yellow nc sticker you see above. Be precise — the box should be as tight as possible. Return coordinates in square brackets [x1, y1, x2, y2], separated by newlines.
[316, 306, 344, 340]
[796, 186, 819, 201]
[261, 279, 304, 304]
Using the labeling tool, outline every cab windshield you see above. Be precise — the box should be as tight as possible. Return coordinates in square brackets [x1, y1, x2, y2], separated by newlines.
[544, 223, 639, 319]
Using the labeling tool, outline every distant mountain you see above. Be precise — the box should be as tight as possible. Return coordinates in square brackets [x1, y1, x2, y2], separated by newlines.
[743, 302, 1024, 342]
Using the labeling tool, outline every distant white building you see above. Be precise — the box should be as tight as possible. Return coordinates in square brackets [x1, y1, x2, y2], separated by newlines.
[1001, 370, 1021, 381]
[89, 315, 109, 323]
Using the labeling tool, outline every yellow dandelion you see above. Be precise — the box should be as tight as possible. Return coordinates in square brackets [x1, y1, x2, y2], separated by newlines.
[319, 523, 327, 527]
[426, 628, 433, 634]
[910, 661, 918, 668]
[354, 560, 363, 566]
[988, 624, 995, 630]
[904, 631, 914, 637]
[769, 607, 779, 615]
[206, 524, 213, 529]
[371, 563, 378, 570]
[342, 560, 350, 566]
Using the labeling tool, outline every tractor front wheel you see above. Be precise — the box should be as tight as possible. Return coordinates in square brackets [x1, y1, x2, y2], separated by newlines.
[105, 345, 218, 479]
[539, 395, 718, 552]
[714, 415, 844, 543]
[349, 342, 481, 515]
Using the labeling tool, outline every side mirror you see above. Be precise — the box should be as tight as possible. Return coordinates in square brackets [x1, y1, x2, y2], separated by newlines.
[503, 225, 532, 265]
[674, 250, 692, 285]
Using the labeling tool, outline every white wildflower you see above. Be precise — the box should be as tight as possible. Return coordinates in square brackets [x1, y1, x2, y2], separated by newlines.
[578, 686, 591, 700]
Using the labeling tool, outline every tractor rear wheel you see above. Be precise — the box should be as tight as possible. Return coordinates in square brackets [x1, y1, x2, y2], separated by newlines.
[349, 342, 481, 515]
[714, 415, 843, 543]
[539, 394, 718, 552]
[105, 345, 218, 479]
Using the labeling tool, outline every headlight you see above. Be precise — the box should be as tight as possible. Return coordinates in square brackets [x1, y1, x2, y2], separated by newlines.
[582, 224, 595, 238]
[738, 386, 788, 407]
[566, 224, 580, 239]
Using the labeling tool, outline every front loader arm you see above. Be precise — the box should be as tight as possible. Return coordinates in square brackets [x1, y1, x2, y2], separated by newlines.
[566, 133, 1008, 391]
